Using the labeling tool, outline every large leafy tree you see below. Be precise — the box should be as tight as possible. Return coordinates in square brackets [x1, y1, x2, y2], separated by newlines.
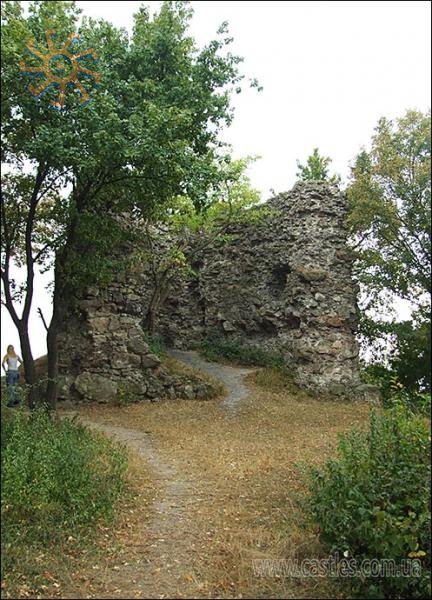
[348, 110, 431, 394]
[1, 0, 257, 406]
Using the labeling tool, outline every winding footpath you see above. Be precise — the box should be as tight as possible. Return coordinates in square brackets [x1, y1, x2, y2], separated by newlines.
[168, 349, 254, 411]
[65, 351, 255, 599]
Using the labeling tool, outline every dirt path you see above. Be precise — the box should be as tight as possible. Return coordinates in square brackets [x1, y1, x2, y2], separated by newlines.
[62, 354, 255, 598]
[71, 418, 203, 599]
[168, 349, 255, 411]
[54, 355, 370, 600]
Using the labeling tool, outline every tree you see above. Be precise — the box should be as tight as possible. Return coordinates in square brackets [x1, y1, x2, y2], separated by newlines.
[347, 109, 431, 394]
[1, 0, 258, 407]
[296, 148, 341, 183]
[1, 169, 64, 406]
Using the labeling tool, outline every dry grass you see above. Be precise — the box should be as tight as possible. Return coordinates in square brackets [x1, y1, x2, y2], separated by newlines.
[72, 367, 371, 598]
[164, 356, 227, 398]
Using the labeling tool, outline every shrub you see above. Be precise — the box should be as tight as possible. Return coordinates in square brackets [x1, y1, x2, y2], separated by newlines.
[142, 331, 167, 358]
[361, 361, 431, 417]
[200, 333, 285, 368]
[1, 406, 127, 577]
[307, 406, 431, 598]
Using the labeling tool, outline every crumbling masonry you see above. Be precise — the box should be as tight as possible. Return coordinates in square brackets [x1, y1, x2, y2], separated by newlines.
[58, 181, 377, 403]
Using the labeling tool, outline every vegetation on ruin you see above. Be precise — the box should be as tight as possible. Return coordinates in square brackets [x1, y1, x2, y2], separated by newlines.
[296, 147, 341, 184]
[200, 333, 287, 369]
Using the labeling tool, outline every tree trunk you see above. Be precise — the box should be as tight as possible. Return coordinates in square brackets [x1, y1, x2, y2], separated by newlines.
[144, 283, 163, 335]
[17, 325, 38, 409]
[145, 307, 156, 335]
[45, 314, 59, 410]
[144, 297, 158, 335]
[144, 271, 175, 336]
[45, 282, 66, 410]
[45, 255, 69, 410]
[45, 199, 81, 410]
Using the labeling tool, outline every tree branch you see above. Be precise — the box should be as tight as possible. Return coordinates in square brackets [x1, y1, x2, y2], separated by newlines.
[37, 307, 49, 332]
[22, 163, 49, 323]
[0, 266, 21, 329]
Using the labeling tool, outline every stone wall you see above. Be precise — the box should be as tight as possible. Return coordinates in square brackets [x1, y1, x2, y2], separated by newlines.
[57, 266, 217, 403]
[58, 181, 376, 402]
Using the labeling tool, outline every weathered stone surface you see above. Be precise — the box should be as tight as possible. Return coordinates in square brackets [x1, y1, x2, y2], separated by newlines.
[57, 375, 74, 399]
[295, 266, 328, 282]
[74, 372, 118, 403]
[141, 354, 161, 368]
[58, 182, 372, 402]
[88, 317, 109, 332]
[127, 336, 151, 356]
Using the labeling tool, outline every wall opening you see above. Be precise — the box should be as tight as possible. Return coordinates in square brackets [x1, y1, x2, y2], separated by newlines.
[268, 264, 291, 297]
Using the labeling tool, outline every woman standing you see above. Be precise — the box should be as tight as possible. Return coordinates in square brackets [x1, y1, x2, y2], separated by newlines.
[2, 345, 23, 407]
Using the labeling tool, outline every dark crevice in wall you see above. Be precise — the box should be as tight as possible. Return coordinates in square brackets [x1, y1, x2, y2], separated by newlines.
[268, 264, 292, 297]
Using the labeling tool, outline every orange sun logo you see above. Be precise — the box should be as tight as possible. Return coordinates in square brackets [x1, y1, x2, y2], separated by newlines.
[20, 29, 101, 110]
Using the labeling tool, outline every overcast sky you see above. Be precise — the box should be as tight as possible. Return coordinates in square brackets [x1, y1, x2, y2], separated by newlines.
[1, 0, 431, 360]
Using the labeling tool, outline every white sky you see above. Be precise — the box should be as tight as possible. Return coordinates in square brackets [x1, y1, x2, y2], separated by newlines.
[1, 0, 431, 360]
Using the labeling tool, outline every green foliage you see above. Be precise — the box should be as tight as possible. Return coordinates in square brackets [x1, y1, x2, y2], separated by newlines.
[142, 331, 167, 358]
[200, 333, 286, 368]
[348, 110, 431, 305]
[155, 156, 263, 231]
[296, 148, 341, 183]
[361, 361, 431, 417]
[139, 156, 264, 334]
[390, 316, 431, 394]
[347, 110, 431, 392]
[1, 1, 258, 391]
[307, 406, 431, 598]
[1, 406, 127, 557]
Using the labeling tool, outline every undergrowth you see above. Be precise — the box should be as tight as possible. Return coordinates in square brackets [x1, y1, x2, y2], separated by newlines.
[200, 333, 286, 368]
[1, 404, 127, 596]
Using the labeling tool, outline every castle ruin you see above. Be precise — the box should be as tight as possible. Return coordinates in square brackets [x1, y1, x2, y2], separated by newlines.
[58, 181, 376, 403]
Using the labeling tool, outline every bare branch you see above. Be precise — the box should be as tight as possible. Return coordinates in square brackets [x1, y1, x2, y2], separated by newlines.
[37, 307, 49, 332]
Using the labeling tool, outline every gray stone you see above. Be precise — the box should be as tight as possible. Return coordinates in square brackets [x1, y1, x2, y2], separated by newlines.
[222, 321, 236, 332]
[127, 336, 151, 356]
[74, 372, 118, 403]
[182, 384, 195, 400]
[128, 353, 142, 368]
[57, 375, 74, 399]
[141, 354, 161, 368]
[58, 182, 365, 402]
[295, 266, 327, 282]
[89, 317, 109, 332]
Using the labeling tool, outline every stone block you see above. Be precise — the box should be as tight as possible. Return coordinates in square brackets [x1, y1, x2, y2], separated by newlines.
[89, 317, 109, 332]
[127, 336, 151, 356]
[141, 354, 161, 369]
[74, 372, 118, 403]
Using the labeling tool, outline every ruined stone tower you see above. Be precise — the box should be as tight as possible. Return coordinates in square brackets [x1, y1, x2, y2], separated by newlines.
[58, 181, 375, 403]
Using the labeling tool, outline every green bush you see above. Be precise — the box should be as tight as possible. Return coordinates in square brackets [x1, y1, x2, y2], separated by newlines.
[200, 333, 285, 368]
[142, 331, 167, 358]
[2, 407, 127, 565]
[307, 406, 431, 598]
[361, 361, 431, 417]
